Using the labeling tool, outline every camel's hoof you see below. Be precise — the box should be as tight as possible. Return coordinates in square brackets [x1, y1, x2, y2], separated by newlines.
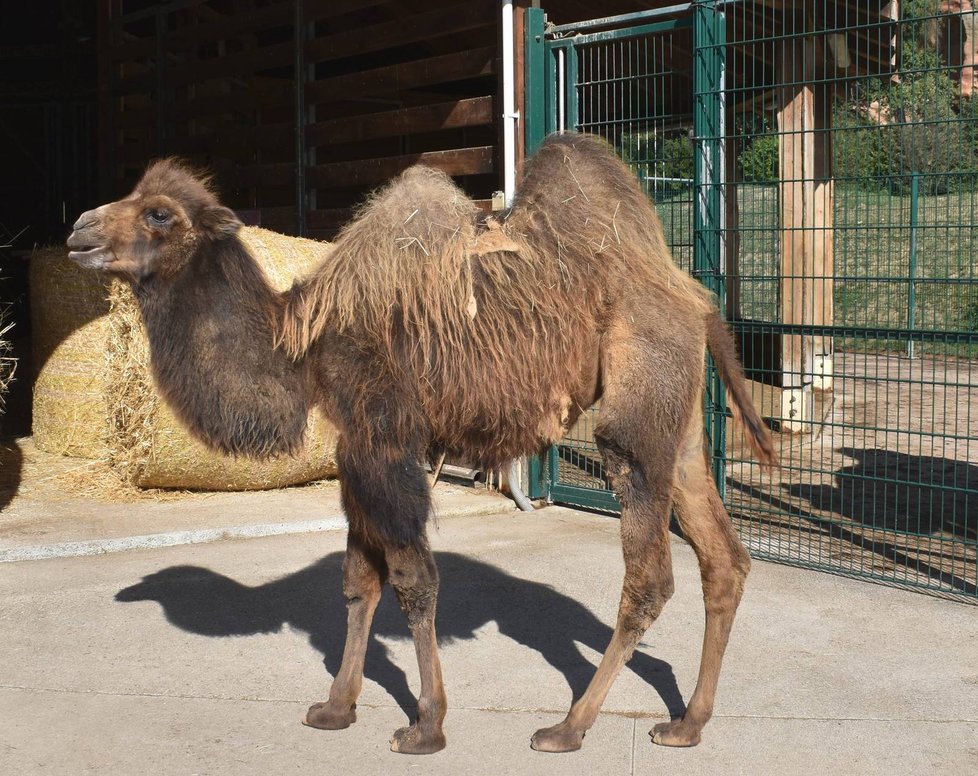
[650, 719, 701, 748]
[303, 701, 357, 730]
[530, 722, 584, 753]
[389, 723, 446, 755]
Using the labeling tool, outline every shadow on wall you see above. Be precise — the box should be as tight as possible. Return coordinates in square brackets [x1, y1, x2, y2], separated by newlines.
[787, 447, 977, 541]
[116, 551, 686, 720]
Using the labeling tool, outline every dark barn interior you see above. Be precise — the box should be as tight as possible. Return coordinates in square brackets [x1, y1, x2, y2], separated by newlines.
[0, 0, 658, 438]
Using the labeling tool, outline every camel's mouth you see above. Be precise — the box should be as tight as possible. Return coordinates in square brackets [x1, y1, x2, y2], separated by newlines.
[67, 245, 114, 269]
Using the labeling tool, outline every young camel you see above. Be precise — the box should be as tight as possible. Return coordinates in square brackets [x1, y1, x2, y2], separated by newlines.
[67, 133, 776, 755]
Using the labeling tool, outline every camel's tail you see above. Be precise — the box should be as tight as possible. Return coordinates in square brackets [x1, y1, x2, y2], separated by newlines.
[705, 311, 779, 468]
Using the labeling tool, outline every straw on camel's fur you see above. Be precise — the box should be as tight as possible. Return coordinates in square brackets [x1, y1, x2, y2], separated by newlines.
[67, 133, 776, 758]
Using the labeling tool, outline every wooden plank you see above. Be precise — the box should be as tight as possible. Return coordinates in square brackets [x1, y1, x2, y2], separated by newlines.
[306, 96, 493, 147]
[117, 39, 295, 92]
[171, 121, 294, 153]
[305, 2, 494, 65]
[307, 198, 493, 237]
[110, 2, 293, 60]
[230, 162, 296, 188]
[514, 1, 527, 176]
[307, 146, 495, 189]
[116, 79, 292, 128]
[305, 46, 496, 106]
[305, 0, 388, 24]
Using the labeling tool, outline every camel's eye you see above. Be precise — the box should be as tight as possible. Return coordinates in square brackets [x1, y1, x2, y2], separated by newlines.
[147, 209, 170, 225]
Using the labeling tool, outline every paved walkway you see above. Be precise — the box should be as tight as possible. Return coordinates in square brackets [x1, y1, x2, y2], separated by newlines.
[1, 487, 976, 775]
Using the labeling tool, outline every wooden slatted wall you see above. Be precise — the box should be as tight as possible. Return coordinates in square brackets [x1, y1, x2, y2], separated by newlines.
[98, 0, 500, 238]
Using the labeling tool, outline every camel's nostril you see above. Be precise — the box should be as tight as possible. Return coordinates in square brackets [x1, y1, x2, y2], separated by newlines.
[72, 210, 99, 232]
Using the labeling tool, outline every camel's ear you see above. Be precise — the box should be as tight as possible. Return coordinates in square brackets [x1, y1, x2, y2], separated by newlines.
[200, 205, 243, 238]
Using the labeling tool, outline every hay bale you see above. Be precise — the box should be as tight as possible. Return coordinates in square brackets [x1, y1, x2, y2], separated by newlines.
[0, 316, 14, 416]
[31, 227, 339, 490]
[30, 247, 113, 457]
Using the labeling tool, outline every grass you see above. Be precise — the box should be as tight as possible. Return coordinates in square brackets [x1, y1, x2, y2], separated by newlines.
[654, 183, 978, 357]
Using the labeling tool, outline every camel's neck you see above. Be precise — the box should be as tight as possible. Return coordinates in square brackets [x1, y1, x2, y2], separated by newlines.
[135, 238, 313, 458]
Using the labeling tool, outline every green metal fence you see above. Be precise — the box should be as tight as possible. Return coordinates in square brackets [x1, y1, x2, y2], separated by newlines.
[527, 1, 978, 601]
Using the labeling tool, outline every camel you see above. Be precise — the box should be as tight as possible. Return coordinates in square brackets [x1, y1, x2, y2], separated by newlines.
[67, 133, 776, 755]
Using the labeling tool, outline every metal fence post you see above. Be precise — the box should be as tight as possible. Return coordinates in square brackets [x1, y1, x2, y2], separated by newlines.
[907, 171, 919, 359]
[524, 6, 547, 156]
[693, 0, 727, 495]
[524, 4, 547, 500]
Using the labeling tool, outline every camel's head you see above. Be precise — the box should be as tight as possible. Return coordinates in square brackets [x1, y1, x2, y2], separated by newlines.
[67, 159, 242, 284]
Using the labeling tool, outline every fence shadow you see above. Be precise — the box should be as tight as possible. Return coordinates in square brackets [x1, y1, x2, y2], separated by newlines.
[786, 447, 977, 541]
[116, 551, 685, 720]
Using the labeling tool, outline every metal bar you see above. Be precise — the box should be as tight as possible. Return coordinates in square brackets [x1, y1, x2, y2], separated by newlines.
[565, 41, 578, 130]
[548, 483, 621, 513]
[728, 321, 978, 345]
[549, 4, 693, 36]
[907, 171, 919, 359]
[524, 6, 547, 154]
[552, 17, 691, 47]
[693, 0, 727, 495]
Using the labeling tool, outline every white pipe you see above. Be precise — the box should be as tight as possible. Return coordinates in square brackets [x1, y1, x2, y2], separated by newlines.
[508, 460, 535, 512]
[501, 0, 518, 207]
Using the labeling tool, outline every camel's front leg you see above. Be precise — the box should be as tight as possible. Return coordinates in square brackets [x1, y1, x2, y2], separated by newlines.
[324, 438, 446, 753]
[304, 514, 385, 730]
[385, 542, 447, 754]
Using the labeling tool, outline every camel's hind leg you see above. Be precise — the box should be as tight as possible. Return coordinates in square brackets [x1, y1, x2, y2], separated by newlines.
[651, 413, 751, 747]
[531, 327, 694, 753]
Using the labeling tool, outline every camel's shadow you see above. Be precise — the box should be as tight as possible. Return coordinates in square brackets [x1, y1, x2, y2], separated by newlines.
[116, 551, 685, 719]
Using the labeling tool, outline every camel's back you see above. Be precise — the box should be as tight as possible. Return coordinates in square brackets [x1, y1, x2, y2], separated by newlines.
[290, 134, 714, 466]
[504, 133, 714, 316]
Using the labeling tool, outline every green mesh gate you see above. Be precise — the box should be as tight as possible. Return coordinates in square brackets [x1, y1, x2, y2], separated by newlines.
[525, 5, 701, 514]
[526, 1, 978, 601]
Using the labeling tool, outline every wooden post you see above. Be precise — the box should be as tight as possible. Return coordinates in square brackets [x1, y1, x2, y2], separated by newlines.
[812, 81, 834, 392]
[776, 30, 816, 432]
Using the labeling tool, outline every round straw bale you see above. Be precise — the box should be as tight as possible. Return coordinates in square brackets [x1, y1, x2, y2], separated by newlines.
[30, 246, 113, 457]
[105, 226, 338, 490]
[30, 228, 338, 490]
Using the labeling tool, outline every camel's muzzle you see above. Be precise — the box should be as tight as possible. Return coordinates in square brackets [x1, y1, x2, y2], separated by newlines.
[67, 209, 113, 269]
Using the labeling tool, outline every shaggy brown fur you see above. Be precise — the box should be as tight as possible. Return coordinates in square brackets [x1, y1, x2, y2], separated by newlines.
[68, 133, 776, 756]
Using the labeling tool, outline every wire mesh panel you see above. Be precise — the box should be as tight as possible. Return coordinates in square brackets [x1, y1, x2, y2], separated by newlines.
[722, 0, 977, 600]
[529, 1, 977, 601]
[536, 11, 696, 513]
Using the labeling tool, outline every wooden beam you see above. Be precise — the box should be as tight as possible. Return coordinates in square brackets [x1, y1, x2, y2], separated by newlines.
[776, 30, 816, 431]
[307, 146, 495, 189]
[812, 81, 834, 392]
[305, 46, 496, 106]
[305, 96, 494, 147]
[305, 2, 494, 66]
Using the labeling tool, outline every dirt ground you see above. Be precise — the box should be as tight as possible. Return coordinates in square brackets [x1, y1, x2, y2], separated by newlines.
[725, 350, 977, 599]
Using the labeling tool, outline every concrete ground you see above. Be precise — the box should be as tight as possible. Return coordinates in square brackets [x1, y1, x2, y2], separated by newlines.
[1, 480, 977, 775]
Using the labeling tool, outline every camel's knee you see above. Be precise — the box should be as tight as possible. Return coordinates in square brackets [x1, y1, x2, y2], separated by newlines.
[387, 548, 440, 628]
[698, 542, 750, 616]
[619, 564, 675, 635]
[596, 435, 649, 506]
[342, 558, 384, 605]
